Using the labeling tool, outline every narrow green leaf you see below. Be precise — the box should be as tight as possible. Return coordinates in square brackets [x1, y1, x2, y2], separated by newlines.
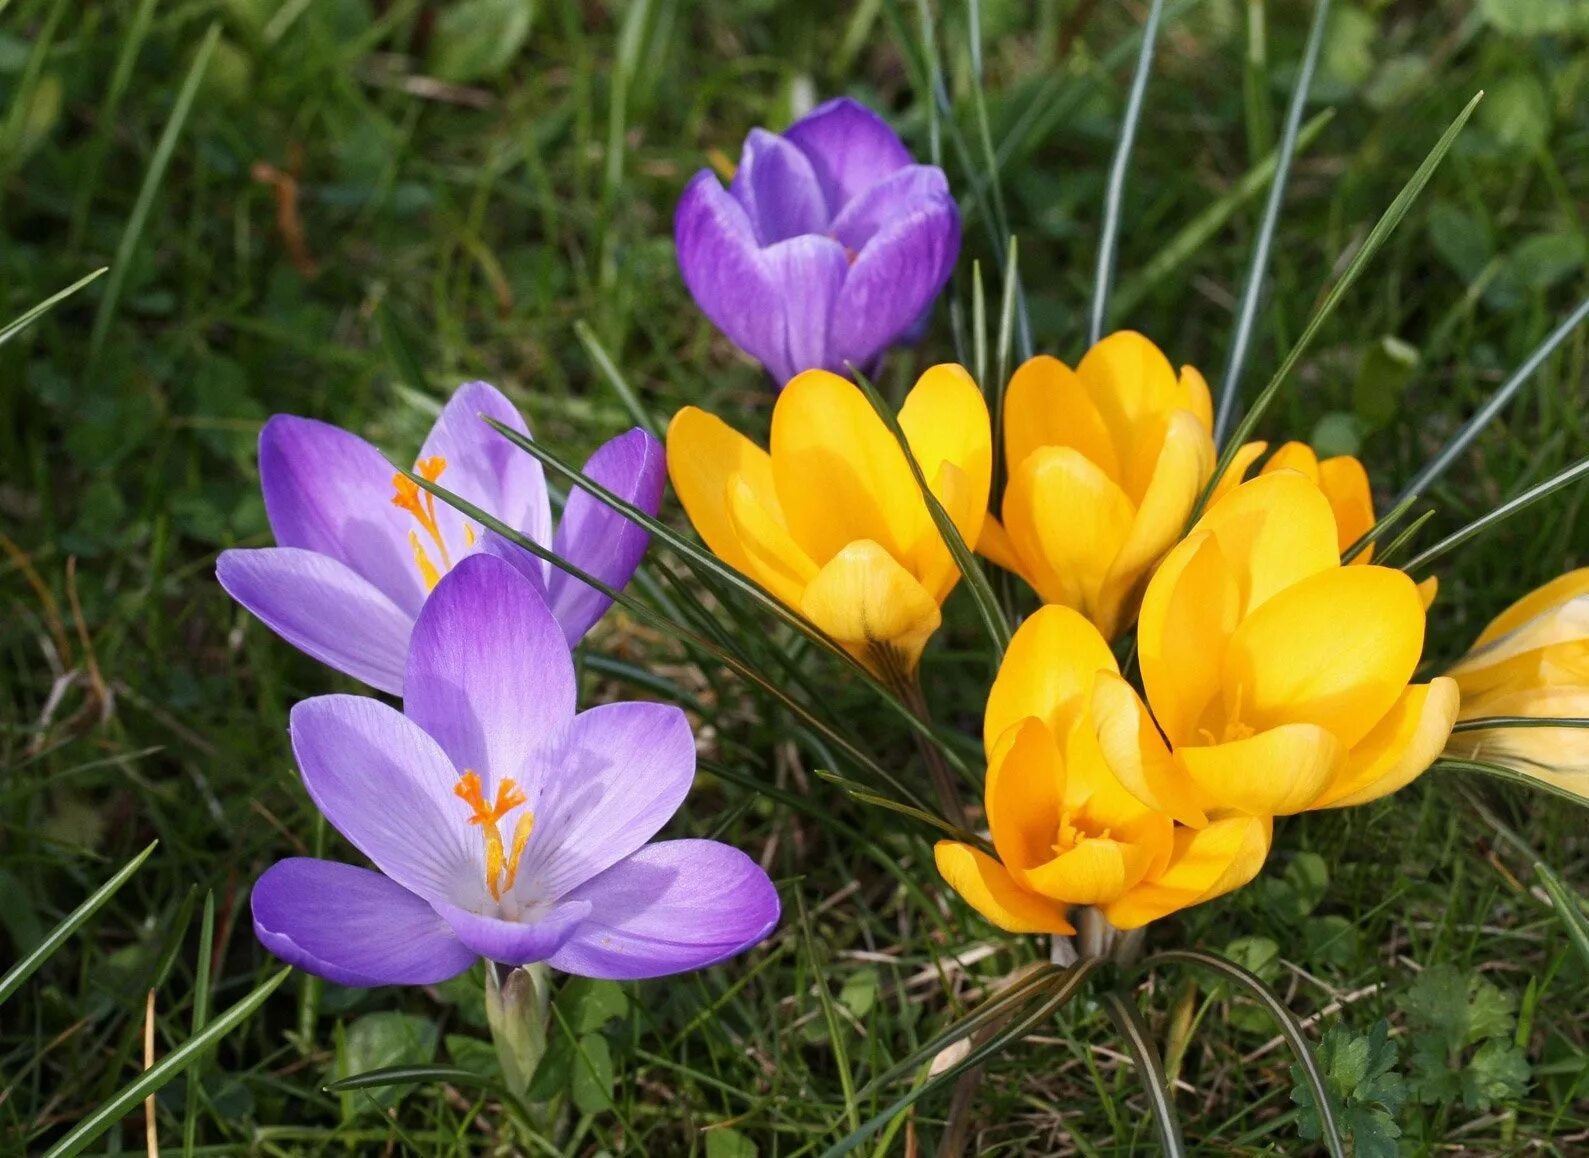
[45, 967, 290, 1158]
[1533, 860, 1589, 971]
[1450, 716, 1589, 733]
[798, 893, 860, 1132]
[1099, 990, 1187, 1156]
[377, 300, 431, 396]
[575, 319, 661, 440]
[1401, 454, 1589, 576]
[182, 891, 216, 1156]
[1436, 757, 1589, 811]
[813, 770, 993, 853]
[0, 841, 157, 1007]
[0, 268, 107, 349]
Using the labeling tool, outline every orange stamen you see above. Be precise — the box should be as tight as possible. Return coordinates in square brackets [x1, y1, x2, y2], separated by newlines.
[390, 456, 454, 581]
[453, 770, 534, 901]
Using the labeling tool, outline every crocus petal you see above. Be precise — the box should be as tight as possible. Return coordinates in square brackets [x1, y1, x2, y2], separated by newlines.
[258, 414, 426, 614]
[730, 128, 830, 245]
[544, 428, 666, 645]
[726, 473, 820, 606]
[984, 604, 1119, 753]
[828, 164, 950, 251]
[1074, 331, 1183, 497]
[1189, 471, 1340, 615]
[435, 898, 593, 965]
[1177, 364, 1214, 432]
[782, 97, 913, 215]
[1448, 686, 1589, 796]
[798, 540, 941, 674]
[1318, 455, 1375, 557]
[419, 381, 552, 569]
[1091, 672, 1208, 826]
[1102, 817, 1272, 930]
[829, 194, 960, 374]
[1314, 679, 1459, 808]
[515, 702, 697, 900]
[1138, 531, 1241, 746]
[761, 235, 849, 385]
[934, 841, 1075, 934]
[1177, 724, 1342, 817]
[666, 406, 782, 579]
[896, 363, 992, 599]
[1223, 565, 1426, 748]
[984, 719, 1065, 876]
[1024, 839, 1135, 906]
[403, 554, 576, 786]
[1001, 354, 1120, 486]
[1210, 440, 1269, 504]
[1456, 592, 1589, 674]
[675, 173, 781, 371]
[1471, 567, 1589, 650]
[290, 695, 478, 907]
[549, 840, 781, 980]
[252, 858, 475, 987]
[772, 370, 919, 563]
[217, 548, 411, 695]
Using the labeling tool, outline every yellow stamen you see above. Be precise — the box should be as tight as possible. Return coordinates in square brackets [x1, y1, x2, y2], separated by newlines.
[453, 770, 534, 902]
[408, 531, 442, 591]
[391, 456, 455, 581]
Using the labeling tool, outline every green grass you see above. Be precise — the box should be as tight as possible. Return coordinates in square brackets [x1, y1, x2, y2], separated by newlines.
[3, 0, 1588, 1153]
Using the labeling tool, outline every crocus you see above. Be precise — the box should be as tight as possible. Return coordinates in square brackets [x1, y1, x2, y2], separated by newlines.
[934, 606, 1271, 933]
[1445, 567, 1589, 798]
[218, 381, 665, 695]
[978, 332, 1217, 640]
[675, 97, 960, 387]
[667, 365, 990, 678]
[1212, 439, 1375, 559]
[251, 553, 781, 986]
[1094, 471, 1459, 822]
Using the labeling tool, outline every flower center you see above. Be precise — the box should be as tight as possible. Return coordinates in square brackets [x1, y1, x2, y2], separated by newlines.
[1053, 808, 1111, 856]
[391, 456, 476, 590]
[453, 770, 535, 902]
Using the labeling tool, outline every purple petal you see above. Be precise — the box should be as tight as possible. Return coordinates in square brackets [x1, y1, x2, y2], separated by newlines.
[783, 97, 913, 216]
[217, 548, 411, 695]
[676, 172, 781, 370]
[730, 129, 831, 245]
[475, 530, 550, 600]
[544, 429, 665, 645]
[434, 898, 592, 965]
[259, 415, 426, 615]
[418, 382, 553, 578]
[252, 858, 476, 987]
[828, 165, 952, 252]
[403, 553, 576, 786]
[829, 195, 960, 373]
[761, 234, 849, 385]
[549, 840, 780, 980]
[515, 701, 697, 899]
[290, 694, 479, 908]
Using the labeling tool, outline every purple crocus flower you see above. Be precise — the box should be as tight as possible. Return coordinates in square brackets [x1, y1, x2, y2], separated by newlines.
[676, 96, 961, 388]
[217, 381, 664, 696]
[251, 552, 781, 985]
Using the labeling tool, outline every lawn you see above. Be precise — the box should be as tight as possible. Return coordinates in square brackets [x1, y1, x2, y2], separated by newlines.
[3, 0, 1587, 1154]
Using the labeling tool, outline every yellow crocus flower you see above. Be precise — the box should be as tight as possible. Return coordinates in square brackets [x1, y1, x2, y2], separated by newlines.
[978, 331, 1216, 640]
[1093, 471, 1459, 823]
[1212, 439, 1376, 558]
[1445, 567, 1589, 798]
[934, 606, 1272, 933]
[667, 365, 991, 678]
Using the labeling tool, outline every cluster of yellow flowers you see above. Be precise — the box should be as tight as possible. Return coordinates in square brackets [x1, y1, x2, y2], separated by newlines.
[666, 332, 1584, 935]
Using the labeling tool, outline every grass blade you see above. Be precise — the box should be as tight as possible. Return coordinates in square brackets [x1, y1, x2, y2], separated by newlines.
[1401, 454, 1589, 576]
[575, 318, 662, 440]
[1450, 716, 1589, 733]
[1533, 860, 1589, 972]
[797, 893, 860, 1132]
[1138, 948, 1346, 1156]
[1436, 757, 1589, 810]
[87, 22, 222, 368]
[44, 967, 291, 1158]
[1090, 0, 1166, 346]
[0, 268, 108, 349]
[1213, 0, 1333, 445]
[0, 841, 157, 1007]
[1393, 294, 1589, 506]
[1099, 989, 1187, 1156]
[182, 891, 216, 1155]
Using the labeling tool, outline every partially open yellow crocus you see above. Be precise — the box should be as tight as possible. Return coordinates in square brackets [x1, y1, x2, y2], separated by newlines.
[978, 331, 1216, 641]
[667, 365, 990, 677]
[1092, 471, 1459, 823]
[1445, 567, 1589, 798]
[934, 606, 1273, 933]
[1212, 440, 1375, 558]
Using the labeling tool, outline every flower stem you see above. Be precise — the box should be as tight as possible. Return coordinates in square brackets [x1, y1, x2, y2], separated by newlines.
[879, 653, 967, 831]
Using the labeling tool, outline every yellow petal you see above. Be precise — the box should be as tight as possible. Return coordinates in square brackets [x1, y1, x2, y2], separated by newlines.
[1318, 455, 1376, 558]
[1454, 590, 1589, 676]
[1418, 576, 1439, 610]
[726, 473, 818, 607]
[934, 841, 1075, 934]
[1189, 471, 1341, 615]
[1075, 331, 1181, 493]
[1024, 839, 1135, 906]
[916, 459, 975, 603]
[1314, 679, 1459, 808]
[1210, 440, 1269, 504]
[1177, 363, 1213, 433]
[1177, 723, 1343, 816]
[770, 370, 919, 567]
[1091, 671, 1209, 826]
[667, 406, 781, 577]
[1095, 409, 1216, 638]
[1138, 531, 1241, 746]
[799, 540, 941, 674]
[1261, 440, 1321, 482]
[899, 365, 992, 593]
[985, 719, 1065, 876]
[1003, 446, 1135, 628]
[1472, 567, 1589, 649]
[1454, 639, 1589, 701]
[1103, 816, 1272, 929]
[1446, 686, 1589, 800]
[1002, 354, 1119, 481]
[984, 604, 1119, 754]
[976, 513, 1031, 582]
[1222, 565, 1426, 748]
